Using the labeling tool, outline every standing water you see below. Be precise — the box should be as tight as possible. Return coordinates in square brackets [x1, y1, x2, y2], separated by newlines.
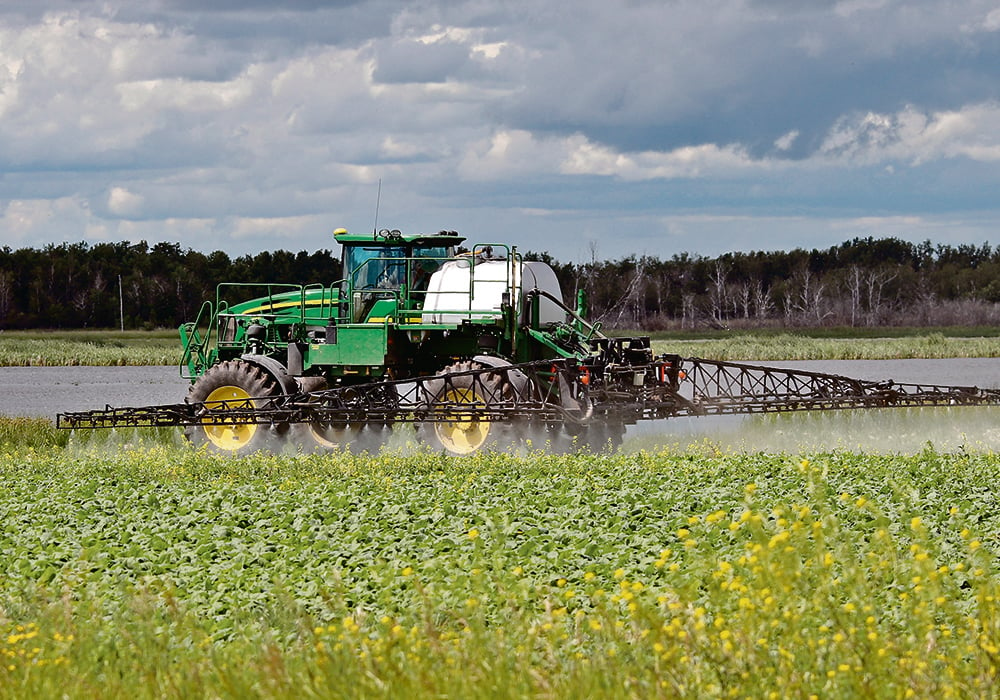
[0, 366, 188, 418]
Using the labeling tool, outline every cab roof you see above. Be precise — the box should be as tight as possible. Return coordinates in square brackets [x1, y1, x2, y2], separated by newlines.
[333, 228, 466, 247]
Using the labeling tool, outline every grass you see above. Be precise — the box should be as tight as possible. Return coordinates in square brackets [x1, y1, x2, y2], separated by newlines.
[0, 330, 178, 366]
[651, 332, 1000, 361]
[2, 429, 1000, 698]
[633, 325, 1000, 341]
[0, 417, 69, 449]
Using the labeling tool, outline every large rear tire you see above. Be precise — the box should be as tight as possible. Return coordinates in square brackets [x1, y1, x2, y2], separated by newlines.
[422, 361, 509, 455]
[185, 360, 282, 455]
[295, 382, 396, 454]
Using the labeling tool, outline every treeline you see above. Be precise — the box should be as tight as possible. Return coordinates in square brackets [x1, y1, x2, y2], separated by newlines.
[2, 237, 1000, 330]
[0, 242, 338, 329]
[535, 237, 1000, 330]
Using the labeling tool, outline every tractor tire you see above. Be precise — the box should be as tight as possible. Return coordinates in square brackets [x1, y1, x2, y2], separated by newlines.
[185, 360, 283, 455]
[421, 361, 511, 455]
[294, 381, 397, 455]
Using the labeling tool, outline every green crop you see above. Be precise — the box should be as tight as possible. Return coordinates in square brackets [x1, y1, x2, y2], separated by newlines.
[2, 442, 1000, 698]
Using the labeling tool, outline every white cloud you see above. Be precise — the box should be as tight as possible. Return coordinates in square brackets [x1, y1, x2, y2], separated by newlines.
[0, 196, 94, 247]
[962, 7, 1000, 33]
[774, 130, 799, 151]
[117, 74, 255, 113]
[229, 215, 326, 242]
[833, 0, 890, 19]
[459, 130, 764, 182]
[562, 138, 758, 180]
[985, 8, 1000, 31]
[107, 187, 144, 217]
[819, 103, 1000, 165]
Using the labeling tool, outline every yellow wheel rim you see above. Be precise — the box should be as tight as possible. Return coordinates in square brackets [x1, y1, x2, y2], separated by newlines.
[203, 385, 256, 450]
[434, 388, 491, 455]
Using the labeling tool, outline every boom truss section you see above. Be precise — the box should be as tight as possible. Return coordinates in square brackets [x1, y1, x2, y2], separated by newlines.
[57, 356, 1000, 433]
[673, 358, 1000, 417]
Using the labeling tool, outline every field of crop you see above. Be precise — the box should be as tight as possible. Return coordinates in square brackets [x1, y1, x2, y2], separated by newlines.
[2, 420, 1000, 698]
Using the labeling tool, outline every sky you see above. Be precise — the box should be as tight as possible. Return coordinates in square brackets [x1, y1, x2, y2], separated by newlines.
[1, 0, 999, 264]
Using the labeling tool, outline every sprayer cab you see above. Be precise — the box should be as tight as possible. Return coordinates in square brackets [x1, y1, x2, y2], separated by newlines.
[335, 228, 462, 310]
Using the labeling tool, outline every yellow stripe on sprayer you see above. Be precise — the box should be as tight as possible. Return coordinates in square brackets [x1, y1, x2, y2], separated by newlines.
[238, 299, 331, 315]
[367, 316, 422, 324]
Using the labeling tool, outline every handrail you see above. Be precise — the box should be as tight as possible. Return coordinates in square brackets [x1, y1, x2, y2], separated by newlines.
[180, 299, 214, 379]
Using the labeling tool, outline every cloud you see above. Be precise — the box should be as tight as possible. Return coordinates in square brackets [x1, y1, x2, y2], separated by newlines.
[560, 137, 760, 181]
[962, 7, 1000, 33]
[107, 187, 145, 218]
[0, 1, 999, 263]
[372, 35, 473, 84]
[819, 103, 1000, 165]
[774, 131, 799, 151]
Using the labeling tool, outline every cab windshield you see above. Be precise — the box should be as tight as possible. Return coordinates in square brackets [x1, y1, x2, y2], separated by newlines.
[345, 245, 407, 289]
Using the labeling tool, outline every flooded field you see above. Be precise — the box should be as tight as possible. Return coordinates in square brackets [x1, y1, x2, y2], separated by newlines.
[2, 358, 999, 453]
[0, 365, 188, 418]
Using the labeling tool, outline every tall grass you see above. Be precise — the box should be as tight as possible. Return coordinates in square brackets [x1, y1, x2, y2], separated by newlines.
[0, 334, 177, 366]
[0, 416, 69, 449]
[654, 332, 1000, 360]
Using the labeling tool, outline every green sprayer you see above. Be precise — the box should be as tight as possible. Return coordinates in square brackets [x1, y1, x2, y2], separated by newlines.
[59, 228, 1000, 454]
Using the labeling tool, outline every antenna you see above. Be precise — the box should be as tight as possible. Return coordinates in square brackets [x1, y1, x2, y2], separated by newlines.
[372, 178, 382, 238]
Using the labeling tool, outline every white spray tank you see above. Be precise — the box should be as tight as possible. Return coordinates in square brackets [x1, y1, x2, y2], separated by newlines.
[421, 254, 565, 325]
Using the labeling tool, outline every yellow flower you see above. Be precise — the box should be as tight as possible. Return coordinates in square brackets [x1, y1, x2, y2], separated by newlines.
[468, 528, 480, 540]
[401, 566, 414, 576]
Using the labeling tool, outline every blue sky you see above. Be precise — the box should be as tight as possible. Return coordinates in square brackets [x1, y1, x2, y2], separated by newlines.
[1, 0, 999, 263]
